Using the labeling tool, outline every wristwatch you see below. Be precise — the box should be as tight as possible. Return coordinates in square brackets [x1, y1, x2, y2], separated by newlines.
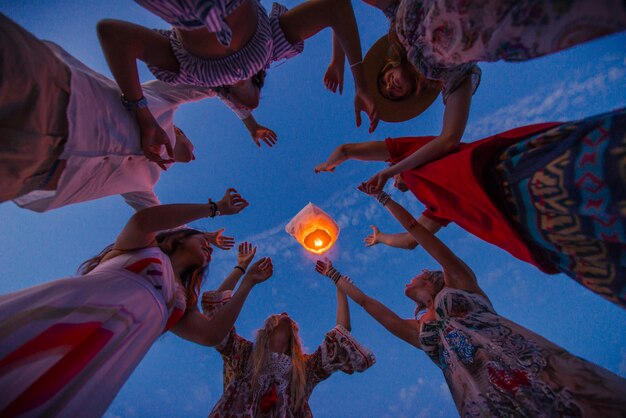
[121, 95, 148, 111]
[208, 198, 221, 217]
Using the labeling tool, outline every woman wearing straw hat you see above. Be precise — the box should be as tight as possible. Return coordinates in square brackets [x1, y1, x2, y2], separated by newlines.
[329, 0, 626, 194]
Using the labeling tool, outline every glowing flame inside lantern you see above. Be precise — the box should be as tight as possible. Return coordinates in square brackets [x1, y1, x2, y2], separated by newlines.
[303, 227, 333, 253]
[285, 203, 340, 255]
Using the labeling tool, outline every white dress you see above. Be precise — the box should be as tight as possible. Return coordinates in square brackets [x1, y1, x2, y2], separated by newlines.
[0, 247, 186, 417]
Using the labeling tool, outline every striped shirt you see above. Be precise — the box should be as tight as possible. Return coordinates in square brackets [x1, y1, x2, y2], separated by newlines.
[134, 0, 246, 46]
[139, 0, 304, 88]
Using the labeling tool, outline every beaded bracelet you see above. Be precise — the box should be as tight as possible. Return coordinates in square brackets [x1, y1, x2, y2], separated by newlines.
[326, 266, 342, 284]
[376, 191, 391, 206]
[326, 267, 354, 285]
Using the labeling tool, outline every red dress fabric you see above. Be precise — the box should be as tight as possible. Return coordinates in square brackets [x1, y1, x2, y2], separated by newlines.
[385, 122, 561, 274]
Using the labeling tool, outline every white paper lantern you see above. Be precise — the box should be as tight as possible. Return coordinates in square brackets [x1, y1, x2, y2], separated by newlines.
[285, 203, 340, 254]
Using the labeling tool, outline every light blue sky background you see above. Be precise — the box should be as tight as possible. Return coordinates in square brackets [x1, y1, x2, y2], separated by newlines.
[1, 1, 625, 417]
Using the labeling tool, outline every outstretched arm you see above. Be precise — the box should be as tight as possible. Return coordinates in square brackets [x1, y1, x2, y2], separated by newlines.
[242, 115, 278, 148]
[97, 19, 179, 102]
[316, 259, 420, 347]
[360, 187, 486, 298]
[214, 91, 278, 148]
[205, 228, 236, 251]
[336, 286, 351, 331]
[323, 32, 346, 94]
[365, 217, 443, 249]
[97, 19, 181, 168]
[218, 242, 257, 292]
[279, 0, 379, 132]
[114, 189, 248, 251]
[172, 257, 273, 346]
[363, 78, 473, 192]
[315, 141, 389, 173]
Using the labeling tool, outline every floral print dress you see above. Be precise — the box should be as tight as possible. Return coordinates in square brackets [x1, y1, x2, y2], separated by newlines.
[385, 0, 626, 101]
[202, 290, 376, 417]
[419, 287, 626, 417]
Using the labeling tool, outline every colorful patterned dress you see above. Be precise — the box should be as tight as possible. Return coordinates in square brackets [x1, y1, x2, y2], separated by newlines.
[385, 0, 626, 101]
[0, 247, 186, 417]
[202, 290, 376, 417]
[419, 287, 626, 417]
[494, 108, 626, 309]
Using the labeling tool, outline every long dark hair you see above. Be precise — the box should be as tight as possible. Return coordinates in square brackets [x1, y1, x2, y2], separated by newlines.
[78, 229, 208, 307]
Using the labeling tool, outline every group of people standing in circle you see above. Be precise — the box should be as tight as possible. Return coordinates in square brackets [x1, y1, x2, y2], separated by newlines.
[0, 0, 625, 416]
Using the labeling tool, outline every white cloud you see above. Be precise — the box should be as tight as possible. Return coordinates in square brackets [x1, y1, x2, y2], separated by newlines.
[242, 222, 288, 244]
[483, 267, 504, 285]
[192, 383, 212, 403]
[385, 379, 454, 418]
[465, 60, 626, 141]
[440, 381, 449, 396]
[607, 66, 625, 82]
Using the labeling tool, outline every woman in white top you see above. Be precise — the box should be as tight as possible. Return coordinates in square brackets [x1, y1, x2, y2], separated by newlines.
[0, 13, 272, 208]
[0, 189, 275, 417]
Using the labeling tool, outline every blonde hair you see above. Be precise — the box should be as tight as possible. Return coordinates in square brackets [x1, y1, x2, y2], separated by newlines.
[378, 53, 420, 101]
[414, 270, 445, 318]
[380, 25, 439, 100]
[251, 315, 307, 411]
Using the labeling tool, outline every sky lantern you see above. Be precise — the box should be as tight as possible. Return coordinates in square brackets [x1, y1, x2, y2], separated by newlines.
[285, 203, 339, 255]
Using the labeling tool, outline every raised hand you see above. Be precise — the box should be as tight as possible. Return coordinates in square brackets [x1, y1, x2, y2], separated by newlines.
[243, 257, 273, 285]
[314, 161, 336, 174]
[314, 257, 334, 277]
[364, 225, 381, 247]
[206, 228, 235, 250]
[354, 88, 380, 134]
[360, 169, 391, 195]
[138, 114, 175, 170]
[237, 242, 257, 270]
[323, 61, 344, 95]
[216, 188, 249, 215]
[250, 124, 278, 148]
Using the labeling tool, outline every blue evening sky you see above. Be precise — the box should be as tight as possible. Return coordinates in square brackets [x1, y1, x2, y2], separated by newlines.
[1, 1, 625, 417]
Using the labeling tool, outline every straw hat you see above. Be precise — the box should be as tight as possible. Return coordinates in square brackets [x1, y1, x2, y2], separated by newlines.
[364, 36, 441, 123]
